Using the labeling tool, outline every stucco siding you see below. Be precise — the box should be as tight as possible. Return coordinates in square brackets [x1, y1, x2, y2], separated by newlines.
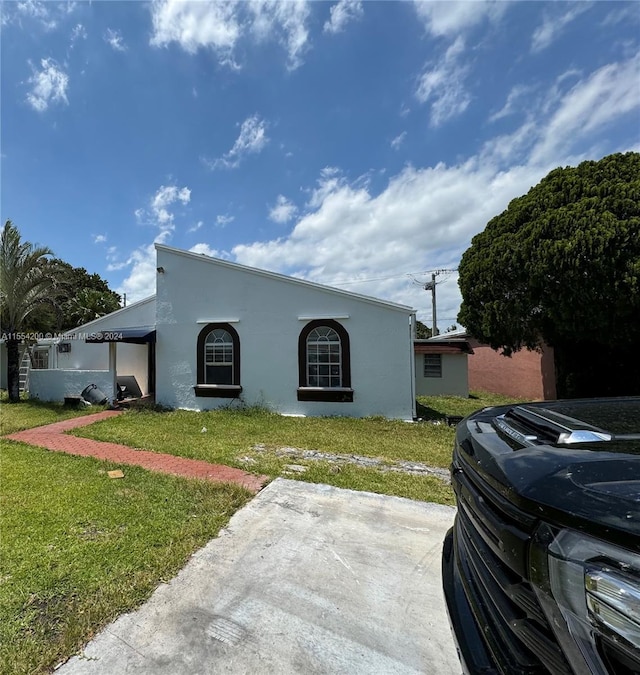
[155, 247, 415, 419]
[29, 370, 114, 402]
[32, 297, 156, 398]
[414, 352, 469, 397]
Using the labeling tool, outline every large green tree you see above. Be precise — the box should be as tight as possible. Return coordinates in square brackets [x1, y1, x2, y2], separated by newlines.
[31, 260, 121, 332]
[0, 221, 56, 402]
[415, 320, 433, 339]
[458, 152, 640, 397]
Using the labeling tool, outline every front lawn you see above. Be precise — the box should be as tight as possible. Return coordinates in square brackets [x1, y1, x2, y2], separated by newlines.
[0, 389, 522, 673]
[0, 440, 250, 674]
[0, 393, 104, 436]
[73, 391, 522, 505]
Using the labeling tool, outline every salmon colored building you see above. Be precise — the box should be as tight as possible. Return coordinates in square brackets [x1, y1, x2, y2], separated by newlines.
[466, 337, 556, 401]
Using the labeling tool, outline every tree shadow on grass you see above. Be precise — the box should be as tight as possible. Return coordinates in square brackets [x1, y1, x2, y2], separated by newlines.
[415, 400, 445, 421]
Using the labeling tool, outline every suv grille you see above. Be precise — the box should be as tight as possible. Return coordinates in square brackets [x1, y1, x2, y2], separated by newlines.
[453, 466, 573, 675]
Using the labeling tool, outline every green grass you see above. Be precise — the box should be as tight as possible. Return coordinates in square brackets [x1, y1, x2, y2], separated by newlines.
[73, 407, 456, 503]
[0, 390, 524, 673]
[417, 390, 525, 420]
[72, 391, 524, 506]
[0, 441, 251, 674]
[0, 392, 103, 436]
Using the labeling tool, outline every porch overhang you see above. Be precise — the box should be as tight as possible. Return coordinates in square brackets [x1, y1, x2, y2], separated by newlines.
[85, 326, 156, 345]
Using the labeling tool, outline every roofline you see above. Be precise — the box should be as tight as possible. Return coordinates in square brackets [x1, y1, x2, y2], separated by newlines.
[63, 295, 156, 335]
[414, 338, 473, 354]
[426, 330, 469, 341]
[156, 244, 415, 314]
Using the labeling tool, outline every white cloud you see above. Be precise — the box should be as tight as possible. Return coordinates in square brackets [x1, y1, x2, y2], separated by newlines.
[249, 0, 311, 70]
[216, 214, 235, 227]
[306, 166, 343, 209]
[150, 185, 191, 224]
[412, 1, 509, 128]
[104, 28, 127, 52]
[269, 194, 297, 223]
[15, 0, 57, 30]
[106, 246, 127, 272]
[116, 244, 157, 302]
[142, 185, 190, 238]
[26, 58, 69, 112]
[189, 243, 220, 257]
[149, 0, 312, 69]
[489, 84, 536, 122]
[93, 234, 107, 244]
[233, 161, 540, 322]
[413, 0, 507, 38]
[601, 4, 640, 28]
[227, 54, 640, 324]
[210, 114, 269, 169]
[71, 23, 87, 44]
[149, 0, 240, 64]
[116, 185, 193, 302]
[324, 0, 363, 34]
[415, 37, 471, 127]
[390, 131, 407, 150]
[8, 0, 78, 30]
[531, 53, 640, 165]
[531, 4, 592, 53]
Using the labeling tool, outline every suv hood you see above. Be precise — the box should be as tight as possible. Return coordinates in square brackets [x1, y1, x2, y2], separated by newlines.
[456, 398, 640, 547]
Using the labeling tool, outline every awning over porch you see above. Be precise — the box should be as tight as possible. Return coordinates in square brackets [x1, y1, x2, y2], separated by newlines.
[85, 326, 156, 345]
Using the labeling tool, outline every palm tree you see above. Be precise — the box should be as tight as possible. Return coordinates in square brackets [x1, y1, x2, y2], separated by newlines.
[0, 220, 55, 402]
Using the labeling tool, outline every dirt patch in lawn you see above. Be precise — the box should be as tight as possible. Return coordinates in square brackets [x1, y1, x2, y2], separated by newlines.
[243, 444, 451, 483]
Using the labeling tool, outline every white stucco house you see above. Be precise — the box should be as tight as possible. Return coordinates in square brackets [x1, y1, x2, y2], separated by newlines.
[27, 296, 156, 403]
[27, 244, 418, 420]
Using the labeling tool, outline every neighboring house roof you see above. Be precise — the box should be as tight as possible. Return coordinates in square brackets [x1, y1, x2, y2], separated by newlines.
[414, 339, 474, 355]
[427, 328, 469, 341]
[156, 244, 416, 315]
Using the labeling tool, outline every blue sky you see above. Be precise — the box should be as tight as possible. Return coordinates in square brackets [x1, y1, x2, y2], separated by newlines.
[2, 1, 639, 329]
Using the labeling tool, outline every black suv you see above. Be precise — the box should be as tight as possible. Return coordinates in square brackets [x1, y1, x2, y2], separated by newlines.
[442, 397, 640, 675]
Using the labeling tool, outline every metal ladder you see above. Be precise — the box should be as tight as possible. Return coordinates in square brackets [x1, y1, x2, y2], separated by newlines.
[18, 346, 31, 394]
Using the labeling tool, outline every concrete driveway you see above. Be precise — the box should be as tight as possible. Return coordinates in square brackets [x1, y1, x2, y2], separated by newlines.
[58, 479, 460, 674]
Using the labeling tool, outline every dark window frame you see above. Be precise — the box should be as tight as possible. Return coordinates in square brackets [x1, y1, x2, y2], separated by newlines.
[297, 319, 353, 402]
[31, 348, 49, 370]
[194, 323, 242, 398]
[424, 353, 442, 378]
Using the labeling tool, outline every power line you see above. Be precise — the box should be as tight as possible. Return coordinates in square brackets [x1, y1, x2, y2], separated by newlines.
[328, 268, 458, 286]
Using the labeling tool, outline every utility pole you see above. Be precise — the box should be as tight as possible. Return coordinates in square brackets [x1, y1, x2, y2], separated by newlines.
[424, 273, 437, 336]
[423, 268, 457, 336]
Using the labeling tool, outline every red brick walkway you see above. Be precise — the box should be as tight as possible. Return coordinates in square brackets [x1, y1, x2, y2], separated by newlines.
[5, 410, 267, 493]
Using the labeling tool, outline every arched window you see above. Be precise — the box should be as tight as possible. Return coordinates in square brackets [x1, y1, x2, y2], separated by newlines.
[195, 323, 241, 397]
[205, 328, 234, 384]
[306, 326, 342, 387]
[298, 320, 352, 402]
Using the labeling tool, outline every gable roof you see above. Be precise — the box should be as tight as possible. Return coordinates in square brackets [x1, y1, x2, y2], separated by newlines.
[62, 295, 156, 335]
[156, 244, 415, 314]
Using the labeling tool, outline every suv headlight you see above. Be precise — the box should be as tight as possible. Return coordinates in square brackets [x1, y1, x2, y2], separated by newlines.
[531, 526, 640, 675]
